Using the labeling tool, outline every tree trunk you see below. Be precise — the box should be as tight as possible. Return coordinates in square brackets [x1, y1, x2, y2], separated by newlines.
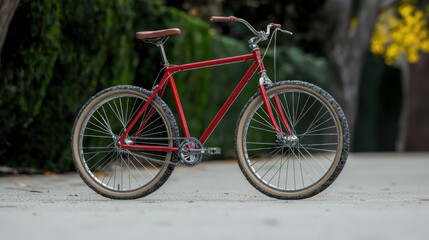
[0, 0, 20, 61]
[405, 53, 429, 151]
[322, 0, 382, 148]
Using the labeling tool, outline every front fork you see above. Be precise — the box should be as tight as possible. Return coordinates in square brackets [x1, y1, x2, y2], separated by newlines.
[257, 72, 296, 141]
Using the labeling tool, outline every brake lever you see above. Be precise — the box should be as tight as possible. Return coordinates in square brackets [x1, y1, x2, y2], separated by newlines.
[277, 28, 293, 35]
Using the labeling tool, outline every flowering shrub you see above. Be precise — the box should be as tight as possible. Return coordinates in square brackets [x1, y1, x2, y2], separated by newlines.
[371, 3, 429, 65]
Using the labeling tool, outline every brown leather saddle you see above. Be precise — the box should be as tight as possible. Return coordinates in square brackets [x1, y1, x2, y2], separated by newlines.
[135, 28, 181, 40]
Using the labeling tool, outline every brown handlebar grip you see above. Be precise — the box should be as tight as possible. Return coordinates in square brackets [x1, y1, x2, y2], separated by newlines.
[270, 23, 282, 29]
[210, 16, 238, 23]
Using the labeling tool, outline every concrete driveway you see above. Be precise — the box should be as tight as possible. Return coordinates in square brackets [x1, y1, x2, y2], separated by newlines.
[1, 153, 428, 240]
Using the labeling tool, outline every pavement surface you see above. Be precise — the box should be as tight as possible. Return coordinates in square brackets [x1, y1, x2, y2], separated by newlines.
[1, 153, 428, 240]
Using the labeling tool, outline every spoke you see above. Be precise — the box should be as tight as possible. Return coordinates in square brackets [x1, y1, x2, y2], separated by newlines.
[300, 144, 338, 163]
[253, 147, 283, 173]
[121, 154, 145, 187]
[105, 155, 119, 187]
[132, 151, 169, 161]
[84, 126, 114, 137]
[296, 146, 323, 180]
[298, 132, 338, 137]
[302, 143, 338, 148]
[255, 109, 274, 130]
[83, 149, 114, 155]
[260, 152, 284, 179]
[294, 92, 301, 126]
[249, 145, 282, 168]
[267, 148, 291, 186]
[82, 144, 115, 150]
[281, 92, 296, 132]
[305, 115, 332, 136]
[90, 150, 118, 173]
[305, 125, 337, 134]
[250, 118, 277, 133]
[99, 105, 115, 135]
[291, 91, 295, 126]
[246, 141, 278, 145]
[118, 98, 125, 128]
[137, 108, 159, 134]
[299, 143, 332, 171]
[277, 152, 283, 188]
[88, 111, 114, 136]
[82, 134, 113, 139]
[301, 104, 326, 138]
[303, 147, 337, 153]
[249, 125, 277, 134]
[129, 151, 162, 171]
[126, 98, 144, 127]
[107, 101, 125, 128]
[246, 146, 281, 152]
[124, 97, 130, 127]
[294, 94, 311, 127]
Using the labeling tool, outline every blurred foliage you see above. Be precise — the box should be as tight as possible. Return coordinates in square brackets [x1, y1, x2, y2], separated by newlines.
[371, 2, 429, 65]
[0, 0, 158, 170]
[0, 0, 331, 170]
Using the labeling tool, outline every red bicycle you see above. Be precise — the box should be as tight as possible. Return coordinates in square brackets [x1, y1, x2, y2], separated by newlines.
[71, 16, 349, 200]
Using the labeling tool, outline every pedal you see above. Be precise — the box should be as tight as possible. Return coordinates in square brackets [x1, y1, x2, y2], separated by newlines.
[207, 147, 221, 155]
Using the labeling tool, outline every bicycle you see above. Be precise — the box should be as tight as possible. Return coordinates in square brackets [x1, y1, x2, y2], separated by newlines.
[71, 16, 349, 200]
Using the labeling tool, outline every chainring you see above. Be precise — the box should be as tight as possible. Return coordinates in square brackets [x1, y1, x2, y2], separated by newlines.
[178, 138, 204, 167]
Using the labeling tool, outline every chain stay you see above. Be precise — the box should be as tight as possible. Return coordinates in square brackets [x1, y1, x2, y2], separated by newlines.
[126, 137, 205, 166]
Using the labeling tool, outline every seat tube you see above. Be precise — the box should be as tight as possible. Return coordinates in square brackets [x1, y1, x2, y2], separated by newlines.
[166, 68, 191, 138]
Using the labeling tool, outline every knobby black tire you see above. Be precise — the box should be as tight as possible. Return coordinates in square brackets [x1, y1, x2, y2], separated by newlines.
[235, 80, 349, 200]
[71, 85, 179, 199]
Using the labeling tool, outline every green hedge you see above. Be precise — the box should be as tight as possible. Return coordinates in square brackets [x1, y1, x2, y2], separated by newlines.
[0, 0, 161, 170]
[0, 1, 330, 171]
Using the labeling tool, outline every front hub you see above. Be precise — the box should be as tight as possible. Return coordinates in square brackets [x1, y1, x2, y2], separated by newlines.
[277, 134, 299, 148]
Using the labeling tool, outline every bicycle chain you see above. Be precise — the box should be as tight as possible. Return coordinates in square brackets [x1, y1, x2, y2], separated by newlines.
[124, 137, 203, 166]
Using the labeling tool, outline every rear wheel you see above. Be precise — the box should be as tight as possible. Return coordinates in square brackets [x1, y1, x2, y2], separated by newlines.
[235, 81, 349, 199]
[71, 86, 179, 199]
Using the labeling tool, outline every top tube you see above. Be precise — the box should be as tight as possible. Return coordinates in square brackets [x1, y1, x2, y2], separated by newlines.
[167, 54, 254, 72]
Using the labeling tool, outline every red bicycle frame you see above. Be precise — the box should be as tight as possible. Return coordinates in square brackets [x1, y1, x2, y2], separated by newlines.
[117, 48, 294, 151]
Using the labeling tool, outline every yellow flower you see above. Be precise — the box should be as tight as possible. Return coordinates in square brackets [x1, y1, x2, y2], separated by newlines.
[403, 34, 419, 46]
[407, 52, 419, 63]
[386, 44, 401, 59]
[420, 30, 428, 39]
[371, 41, 385, 54]
[388, 17, 400, 28]
[391, 30, 403, 42]
[421, 40, 429, 52]
[371, 2, 429, 65]
[415, 11, 424, 21]
[399, 4, 414, 17]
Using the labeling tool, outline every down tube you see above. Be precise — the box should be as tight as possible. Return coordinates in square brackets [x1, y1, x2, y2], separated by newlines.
[199, 62, 259, 144]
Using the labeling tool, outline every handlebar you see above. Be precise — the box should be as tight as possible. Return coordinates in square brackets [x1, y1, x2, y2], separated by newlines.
[269, 23, 282, 29]
[210, 16, 238, 23]
[210, 16, 292, 38]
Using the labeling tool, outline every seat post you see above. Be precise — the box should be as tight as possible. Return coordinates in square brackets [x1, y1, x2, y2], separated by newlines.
[157, 41, 169, 66]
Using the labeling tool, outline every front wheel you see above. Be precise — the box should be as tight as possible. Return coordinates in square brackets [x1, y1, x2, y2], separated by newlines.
[71, 86, 179, 199]
[235, 81, 349, 199]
